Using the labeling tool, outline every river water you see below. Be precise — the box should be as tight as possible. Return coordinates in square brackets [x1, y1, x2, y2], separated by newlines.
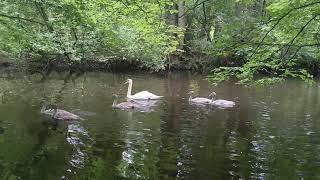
[0, 71, 319, 179]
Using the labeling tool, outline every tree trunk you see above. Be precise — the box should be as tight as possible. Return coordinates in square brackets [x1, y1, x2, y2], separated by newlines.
[165, 2, 178, 26]
[178, 0, 186, 50]
[213, 15, 222, 42]
[164, 1, 187, 69]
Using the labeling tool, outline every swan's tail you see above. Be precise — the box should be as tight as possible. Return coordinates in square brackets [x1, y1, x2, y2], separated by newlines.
[150, 96, 163, 100]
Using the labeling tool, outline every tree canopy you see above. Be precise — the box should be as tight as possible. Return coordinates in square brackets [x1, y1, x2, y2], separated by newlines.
[0, 0, 319, 83]
[0, 0, 180, 70]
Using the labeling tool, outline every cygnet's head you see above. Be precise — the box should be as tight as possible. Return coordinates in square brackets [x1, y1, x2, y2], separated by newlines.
[208, 92, 217, 100]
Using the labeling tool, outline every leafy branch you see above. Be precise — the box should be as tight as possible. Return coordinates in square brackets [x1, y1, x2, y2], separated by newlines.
[0, 13, 44, 25]
[282, 15, 318, 59]
[178, 0, 210, 18]
[250, 1, 320, 59]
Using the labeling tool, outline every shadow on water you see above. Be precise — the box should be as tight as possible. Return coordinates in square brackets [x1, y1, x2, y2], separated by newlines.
[0, 71, 320, 179]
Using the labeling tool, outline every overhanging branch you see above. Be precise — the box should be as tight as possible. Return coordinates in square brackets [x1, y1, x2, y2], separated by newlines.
[0, 13, 44, 25]
[250, 1, 320, 59]
[251, 43, 320, 47]
[282, 15, 318, 58]
[178, 0, 210, 18]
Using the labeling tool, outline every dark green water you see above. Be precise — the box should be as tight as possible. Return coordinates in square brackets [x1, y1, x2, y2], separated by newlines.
[0, 71, 320, 179]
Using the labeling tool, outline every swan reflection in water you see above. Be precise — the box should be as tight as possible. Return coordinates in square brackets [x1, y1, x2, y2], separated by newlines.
[112, 95, 161, 178]
[57, 121, 93, 179]
[116, 111, 159, 179]
[66, 123, 92, 169]
[40, 104, 93, 178]
[112, 94, 159, 113]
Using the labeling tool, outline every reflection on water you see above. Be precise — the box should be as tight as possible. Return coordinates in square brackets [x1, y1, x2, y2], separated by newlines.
[117, 111, 161, 179]
[59, 122, 93, 180]
[0, 70, 320, 179]
[66, 123, 91, 168]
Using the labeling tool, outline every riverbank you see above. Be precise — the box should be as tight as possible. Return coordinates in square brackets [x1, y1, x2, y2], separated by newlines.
[1, 53, 318, 86]
[0, 52, 244, 75]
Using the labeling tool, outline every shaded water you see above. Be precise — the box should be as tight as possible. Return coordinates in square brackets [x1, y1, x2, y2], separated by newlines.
[0, 71, 320, 179]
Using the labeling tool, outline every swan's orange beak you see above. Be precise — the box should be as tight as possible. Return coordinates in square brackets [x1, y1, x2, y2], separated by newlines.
[124, 81, 128, 84]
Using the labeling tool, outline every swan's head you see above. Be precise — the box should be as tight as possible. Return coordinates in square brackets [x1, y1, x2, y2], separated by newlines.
[41, 104, 57, 114]
[125, 79, 132, 84]
[40, 101, 55, 111]
[208, 92, 217, 100]
[112, 94, 118, 107]
[188, 91, 195, 95]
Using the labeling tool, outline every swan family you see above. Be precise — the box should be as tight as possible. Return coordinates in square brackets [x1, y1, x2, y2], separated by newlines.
[188, 91, 235, 108]
[41, 78, 236, 119]
[113, 79, 235, 110]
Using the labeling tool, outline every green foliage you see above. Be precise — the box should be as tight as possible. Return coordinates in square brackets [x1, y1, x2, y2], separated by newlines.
[205, 0, 320, 84]
[208, 67, 242, 84]
[252, 77, 285, 86]
[0, 0, 179, 70]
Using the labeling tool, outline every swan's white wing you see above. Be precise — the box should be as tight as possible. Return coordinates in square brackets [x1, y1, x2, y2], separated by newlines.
[191, 97, 212, 104]
[130, 99, 159, 107]
[130, 91, 163, 100]
[211, 100, 235, 107]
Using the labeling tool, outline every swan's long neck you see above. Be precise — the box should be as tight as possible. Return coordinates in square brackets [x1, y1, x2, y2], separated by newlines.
[188, 94, 193, 102]
[112, 98, 117, 107]
[40, 105, 46, 113]
[127, 81, 132, 97]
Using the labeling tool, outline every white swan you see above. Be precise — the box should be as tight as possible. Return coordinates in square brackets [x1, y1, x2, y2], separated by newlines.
[41, 105, 82, 121]
[125, 79, 163, 100]
[210, 92, 235, 108]
[188, 91, 216, 104]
